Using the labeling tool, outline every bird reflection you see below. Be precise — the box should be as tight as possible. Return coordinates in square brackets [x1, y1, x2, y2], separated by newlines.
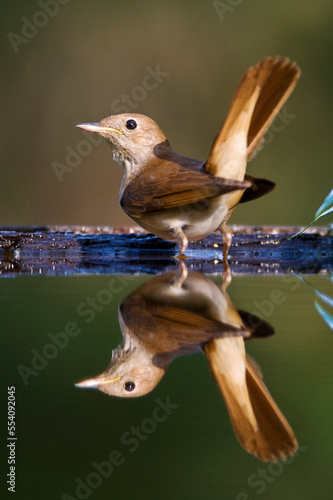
[76, 264, 298, 462]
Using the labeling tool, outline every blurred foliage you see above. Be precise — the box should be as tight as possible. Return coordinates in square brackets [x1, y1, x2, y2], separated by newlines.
[1, 0, 333, 227]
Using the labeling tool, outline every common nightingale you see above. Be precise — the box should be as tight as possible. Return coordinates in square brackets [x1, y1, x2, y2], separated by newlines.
[76, 265, 297, 462]
[77, 57, 300, 258]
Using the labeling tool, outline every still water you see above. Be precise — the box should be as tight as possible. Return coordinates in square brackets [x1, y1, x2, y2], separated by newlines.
[2, 270, 333, 500]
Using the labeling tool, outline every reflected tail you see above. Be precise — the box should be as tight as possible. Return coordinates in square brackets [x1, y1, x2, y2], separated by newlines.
[204, 337, 298, 462]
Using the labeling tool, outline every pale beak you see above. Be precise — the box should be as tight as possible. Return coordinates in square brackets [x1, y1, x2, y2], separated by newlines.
[76, 123, 122, 135]
[75, 376, 121, 388]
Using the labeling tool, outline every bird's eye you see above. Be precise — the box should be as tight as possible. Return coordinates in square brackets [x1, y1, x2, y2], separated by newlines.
[124, 381, 136, 392]
[125, 119, 137, 130]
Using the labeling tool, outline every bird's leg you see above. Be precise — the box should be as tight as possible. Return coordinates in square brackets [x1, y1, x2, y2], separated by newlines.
[173, 260, 188, 288]
[173, 226, 188, 258]
[221, 222, 232, 263]
[220, 222, 232, 289]
[221, 263, 232, 292]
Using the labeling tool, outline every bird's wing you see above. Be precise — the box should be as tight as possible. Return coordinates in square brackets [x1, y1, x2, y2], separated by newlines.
[121, 162, 250, 216]
[152, 304, 248, 337]
[238, 309, 275, 338]
[239, 175, 276, 203]
[120, 294, 250, 356]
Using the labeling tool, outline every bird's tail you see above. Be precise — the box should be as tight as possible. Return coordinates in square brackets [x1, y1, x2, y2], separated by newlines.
[204, 337, 298, 462]
[205, 57, 300, 178]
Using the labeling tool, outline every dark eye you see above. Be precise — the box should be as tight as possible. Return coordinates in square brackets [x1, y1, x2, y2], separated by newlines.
[124, 381, 136, 392]
[125, 119, 137, 130]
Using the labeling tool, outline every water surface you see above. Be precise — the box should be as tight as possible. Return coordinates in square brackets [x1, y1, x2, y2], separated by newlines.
[2, 273, 333, 499]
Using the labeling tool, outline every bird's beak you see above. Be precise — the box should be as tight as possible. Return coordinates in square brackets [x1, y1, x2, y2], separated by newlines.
[76, 123, 123, 135]
[75, 376, 121, 388]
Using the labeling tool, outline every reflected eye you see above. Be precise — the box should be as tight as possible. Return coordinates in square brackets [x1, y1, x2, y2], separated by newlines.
[125, 119, 137, 130]
[124, 381, 136, 392]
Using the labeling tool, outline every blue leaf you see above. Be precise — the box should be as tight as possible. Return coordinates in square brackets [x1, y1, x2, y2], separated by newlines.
[291, 188, 333, 238]
[315, 188, 333, 218]
[315, 301, 333, 330]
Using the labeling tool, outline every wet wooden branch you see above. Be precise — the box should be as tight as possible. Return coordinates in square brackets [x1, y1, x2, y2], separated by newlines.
[0, 225, 332, 276]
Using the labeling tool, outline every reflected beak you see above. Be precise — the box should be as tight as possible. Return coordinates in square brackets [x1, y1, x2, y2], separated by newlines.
[75, 376, 121, 388]
[76, 123, 122, 135]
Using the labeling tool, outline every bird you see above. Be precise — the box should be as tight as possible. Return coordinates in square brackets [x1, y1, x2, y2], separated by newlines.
[77, 57, 300, 259]
[75, 264, 298, 462]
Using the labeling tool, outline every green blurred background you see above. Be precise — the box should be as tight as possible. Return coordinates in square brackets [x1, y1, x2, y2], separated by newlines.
[1, 0, 332, 228]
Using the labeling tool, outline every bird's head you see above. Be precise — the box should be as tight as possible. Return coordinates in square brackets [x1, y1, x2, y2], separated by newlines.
[77, 113, 170, 173]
